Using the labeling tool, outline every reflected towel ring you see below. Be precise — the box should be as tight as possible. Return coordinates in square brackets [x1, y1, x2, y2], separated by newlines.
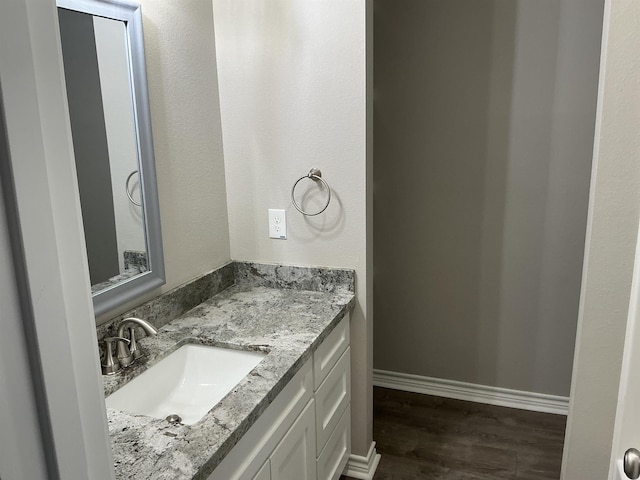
[126, 170, 141, 207]
[291, 168, 331, 216]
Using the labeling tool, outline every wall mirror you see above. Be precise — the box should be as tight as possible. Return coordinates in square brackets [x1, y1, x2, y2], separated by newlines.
[57, 0, 165, 318]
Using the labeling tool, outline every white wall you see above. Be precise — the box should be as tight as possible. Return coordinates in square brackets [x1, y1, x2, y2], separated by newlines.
[562, 0, 640, 478]
[374, 0, 603, 397]
[96, 0, 231, 323]
[213, 0, 372, 456]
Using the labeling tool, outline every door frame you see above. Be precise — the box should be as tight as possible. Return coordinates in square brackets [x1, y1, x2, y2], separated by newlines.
[0, 0, 114, 478]
[561, 0, 640, 478]
[607, 212, 640, 478]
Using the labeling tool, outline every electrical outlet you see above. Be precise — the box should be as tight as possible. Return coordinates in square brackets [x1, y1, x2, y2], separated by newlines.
[268, 209, 287, 239]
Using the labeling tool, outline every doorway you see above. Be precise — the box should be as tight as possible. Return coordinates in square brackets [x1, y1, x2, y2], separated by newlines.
[372, 0, 605, 477]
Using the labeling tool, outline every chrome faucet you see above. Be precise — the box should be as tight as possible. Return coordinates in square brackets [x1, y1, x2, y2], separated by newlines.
[101, 317, 158, 375]
[116, 317, 158, 367]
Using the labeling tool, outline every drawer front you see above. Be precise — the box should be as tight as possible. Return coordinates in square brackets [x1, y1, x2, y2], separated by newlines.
[314, 313, 350, 390]
[316, 407, 351, 480]
[208, 360, 313, 480]
[315, 348, 351, 453]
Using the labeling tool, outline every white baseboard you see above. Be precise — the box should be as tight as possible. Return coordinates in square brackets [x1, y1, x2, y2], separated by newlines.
[373, 369, 569, 415]
[343, 441, 381, 480]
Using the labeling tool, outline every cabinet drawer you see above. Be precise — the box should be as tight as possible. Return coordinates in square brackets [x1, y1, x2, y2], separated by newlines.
[315, 347, 350, 453]
[314, 313, 350, 390]
[316, 407, 350, 480]
[208, 360, 313, 480]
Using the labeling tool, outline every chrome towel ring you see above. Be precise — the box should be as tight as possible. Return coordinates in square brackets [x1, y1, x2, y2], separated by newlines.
[126, 170, 141, 207]
[291, 168, 331, 216]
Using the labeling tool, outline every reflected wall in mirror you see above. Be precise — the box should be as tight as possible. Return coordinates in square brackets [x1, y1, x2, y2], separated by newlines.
[57, 0, 165, 319]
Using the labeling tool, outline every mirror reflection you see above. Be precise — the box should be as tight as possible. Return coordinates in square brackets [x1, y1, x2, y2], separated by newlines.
[57, 0, 165, 318]
[58, 9, 148, 291]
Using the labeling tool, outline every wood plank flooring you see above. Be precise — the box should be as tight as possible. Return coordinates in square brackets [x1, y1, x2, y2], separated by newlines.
[343, 387, 567, 480]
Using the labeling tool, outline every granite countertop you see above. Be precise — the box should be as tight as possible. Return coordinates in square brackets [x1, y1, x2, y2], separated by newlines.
[105, 280, 355, 480]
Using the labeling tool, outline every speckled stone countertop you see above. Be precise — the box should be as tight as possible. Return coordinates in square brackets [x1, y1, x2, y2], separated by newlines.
[103, 262, 355, 480]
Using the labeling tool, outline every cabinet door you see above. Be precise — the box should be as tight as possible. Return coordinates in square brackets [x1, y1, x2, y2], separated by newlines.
[206, 361, 313, 480]
[270, 400, 317, 480]
[253, 460, 270, 480]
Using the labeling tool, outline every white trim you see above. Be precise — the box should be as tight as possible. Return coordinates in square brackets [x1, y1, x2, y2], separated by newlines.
[373, 369, 569, 415]
[343, 441, 381, 480]
[0, 174, 50, 479]
[0, 1, 115, 478]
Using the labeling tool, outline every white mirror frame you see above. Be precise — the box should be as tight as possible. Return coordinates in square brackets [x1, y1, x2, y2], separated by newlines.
[57, 0, 165, 319]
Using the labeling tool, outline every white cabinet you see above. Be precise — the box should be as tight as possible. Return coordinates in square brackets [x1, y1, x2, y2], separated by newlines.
[313, 316, 351, 480]
[270, 400, 316, 480]
[253, 461, 270, 480]
[313, 316, 350, 389]
[317, 408, 351, 480]
[208, 313, 351, 480]
[207, 362, 313, 480]
[315, 348, 351, 452]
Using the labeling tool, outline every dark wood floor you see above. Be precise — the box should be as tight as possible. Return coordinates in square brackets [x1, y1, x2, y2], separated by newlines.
[343, 387, 567, 480]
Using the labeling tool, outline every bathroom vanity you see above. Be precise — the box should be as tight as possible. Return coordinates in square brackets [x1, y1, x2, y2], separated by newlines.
[208, 315, 350, 480]
[101, 262, 355, 480]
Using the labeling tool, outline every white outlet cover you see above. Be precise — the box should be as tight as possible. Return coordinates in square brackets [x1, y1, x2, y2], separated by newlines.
[268, 209, 287, 239]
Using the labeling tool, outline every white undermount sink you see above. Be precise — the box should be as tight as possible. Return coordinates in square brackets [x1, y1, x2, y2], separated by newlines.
[105, 344, 266, 425]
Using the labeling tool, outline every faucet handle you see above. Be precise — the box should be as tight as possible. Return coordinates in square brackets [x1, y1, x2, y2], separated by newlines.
[129, 327, 142, 360]
[116, 333, 135, 368]
[102, 336, 130, 375]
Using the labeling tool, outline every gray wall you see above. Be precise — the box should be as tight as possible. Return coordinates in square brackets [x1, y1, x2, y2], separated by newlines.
[373, 0, 604, 396]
